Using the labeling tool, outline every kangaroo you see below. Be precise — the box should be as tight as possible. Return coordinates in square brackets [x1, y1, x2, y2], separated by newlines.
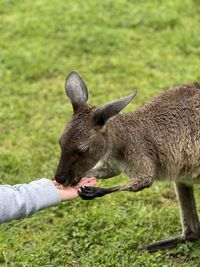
[55, 71, 200, 252]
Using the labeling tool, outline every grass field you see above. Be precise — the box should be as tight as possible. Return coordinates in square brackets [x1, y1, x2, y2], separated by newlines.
[1, 0, 200, 266]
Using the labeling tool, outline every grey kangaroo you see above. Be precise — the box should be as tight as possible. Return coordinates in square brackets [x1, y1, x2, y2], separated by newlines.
[55, 71, 200, 252]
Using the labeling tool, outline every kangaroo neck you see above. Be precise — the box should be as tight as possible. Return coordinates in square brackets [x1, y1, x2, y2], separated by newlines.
[105, 113, 133, 156]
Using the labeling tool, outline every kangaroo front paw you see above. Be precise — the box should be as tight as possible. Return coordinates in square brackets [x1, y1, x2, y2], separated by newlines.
[78, 186, 105, 200]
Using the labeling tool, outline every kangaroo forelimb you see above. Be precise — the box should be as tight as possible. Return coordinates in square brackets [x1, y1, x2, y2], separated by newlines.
[78, 176, 153, 200]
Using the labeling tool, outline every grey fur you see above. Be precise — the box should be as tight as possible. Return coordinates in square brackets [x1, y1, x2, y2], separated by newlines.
[55, 73, 200, 251]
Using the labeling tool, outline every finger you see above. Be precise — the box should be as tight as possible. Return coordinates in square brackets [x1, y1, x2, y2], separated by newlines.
[78, 177, 88, 182]
[81, 176, 96, 180]
[76, 178, 88, 187]
[78, 181, 96, 188]
[83, 177, 97, 184]
[78, 177, 92, 184]
[85, 179, 97, 186]
[84, 178, 96, 183]
[79, 177, 96, 183]
[78, 177, 96, 187]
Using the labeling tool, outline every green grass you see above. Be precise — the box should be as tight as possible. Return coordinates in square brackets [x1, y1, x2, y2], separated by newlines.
[1, 0, 200, 266]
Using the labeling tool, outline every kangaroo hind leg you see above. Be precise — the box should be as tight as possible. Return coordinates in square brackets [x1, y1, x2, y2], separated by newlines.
[141, 182, 200, 252]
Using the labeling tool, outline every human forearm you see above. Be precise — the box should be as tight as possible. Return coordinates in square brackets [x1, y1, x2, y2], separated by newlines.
[0, 178, 61, 223]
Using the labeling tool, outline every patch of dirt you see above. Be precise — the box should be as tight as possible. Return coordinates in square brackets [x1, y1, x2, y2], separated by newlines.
[161, 191, 177, 200]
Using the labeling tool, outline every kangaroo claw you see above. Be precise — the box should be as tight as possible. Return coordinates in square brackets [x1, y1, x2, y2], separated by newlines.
[78, 186, 105, 200]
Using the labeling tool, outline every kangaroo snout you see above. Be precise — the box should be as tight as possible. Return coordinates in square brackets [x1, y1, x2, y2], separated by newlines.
[55, 165, 80, 186]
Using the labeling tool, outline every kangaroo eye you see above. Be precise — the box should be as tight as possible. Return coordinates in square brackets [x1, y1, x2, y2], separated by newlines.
[75, 146, 89, 155]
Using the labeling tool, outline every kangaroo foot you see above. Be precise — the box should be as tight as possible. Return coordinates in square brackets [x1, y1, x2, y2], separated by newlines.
[138, 235, 184, 253]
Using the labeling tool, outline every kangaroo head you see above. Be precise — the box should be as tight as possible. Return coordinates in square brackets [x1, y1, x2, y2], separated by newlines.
[55, 71, 136, 186]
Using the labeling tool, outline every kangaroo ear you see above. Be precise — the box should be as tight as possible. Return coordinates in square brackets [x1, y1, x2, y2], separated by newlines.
[65, 71, 88, 113]
[94, 91, 137, 125]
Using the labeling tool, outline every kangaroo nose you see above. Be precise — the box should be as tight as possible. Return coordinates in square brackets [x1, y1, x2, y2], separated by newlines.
[55, 176, 66, 184]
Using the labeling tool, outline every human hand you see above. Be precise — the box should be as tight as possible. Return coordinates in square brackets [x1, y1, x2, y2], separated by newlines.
[52, 177, 97, 202]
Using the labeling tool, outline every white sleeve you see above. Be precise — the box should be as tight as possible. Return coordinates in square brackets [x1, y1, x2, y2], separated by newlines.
[0, 178, 61, 223]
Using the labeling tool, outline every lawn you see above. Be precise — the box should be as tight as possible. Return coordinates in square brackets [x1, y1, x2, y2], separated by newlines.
[0, 0, 200, 266]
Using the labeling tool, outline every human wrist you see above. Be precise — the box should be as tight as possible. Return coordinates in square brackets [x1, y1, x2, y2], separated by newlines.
[52, 181, 79, 202]
[51, 183, 64, 201]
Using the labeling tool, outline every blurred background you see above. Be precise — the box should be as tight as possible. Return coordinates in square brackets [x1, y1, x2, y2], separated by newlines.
[0, 0, 200, 266]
